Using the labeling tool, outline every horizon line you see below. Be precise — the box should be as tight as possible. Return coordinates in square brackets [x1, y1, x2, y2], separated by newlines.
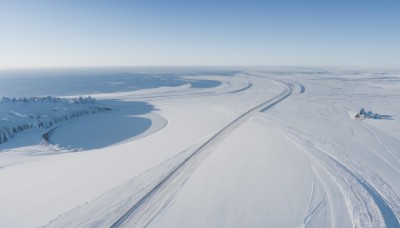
[1, 64, 399, 71]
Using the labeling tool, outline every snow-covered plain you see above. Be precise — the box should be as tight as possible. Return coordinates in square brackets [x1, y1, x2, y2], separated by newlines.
[0, 67, 399, 227]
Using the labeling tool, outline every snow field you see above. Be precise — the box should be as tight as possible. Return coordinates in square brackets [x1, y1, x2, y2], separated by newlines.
[0, 68, 399, 227]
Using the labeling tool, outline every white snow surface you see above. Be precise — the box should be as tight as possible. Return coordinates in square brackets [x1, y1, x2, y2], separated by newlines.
[0, 68, 399, 228]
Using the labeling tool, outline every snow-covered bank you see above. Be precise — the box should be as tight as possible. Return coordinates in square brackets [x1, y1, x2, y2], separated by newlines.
[0, 96, 110, 144]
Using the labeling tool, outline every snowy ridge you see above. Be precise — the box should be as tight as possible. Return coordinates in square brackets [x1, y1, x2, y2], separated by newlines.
[0, 96, 110, 144]
[1, 95, 96, 104]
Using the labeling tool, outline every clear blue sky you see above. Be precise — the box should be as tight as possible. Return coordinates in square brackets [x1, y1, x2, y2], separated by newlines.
[0, 0, 399, 68]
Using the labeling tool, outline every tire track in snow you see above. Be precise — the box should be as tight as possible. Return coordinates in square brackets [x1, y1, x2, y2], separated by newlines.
[315, 147, 400, 228]
[111, 78, 292, 228]
[255, 116, 400, 228]
[362, 124, 400, 173]
[301, 165, 332, 227]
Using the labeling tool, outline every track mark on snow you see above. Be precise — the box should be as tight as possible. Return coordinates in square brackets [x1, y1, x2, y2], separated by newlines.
[111, 77, 292, 228]
[255, 116, 400, 228]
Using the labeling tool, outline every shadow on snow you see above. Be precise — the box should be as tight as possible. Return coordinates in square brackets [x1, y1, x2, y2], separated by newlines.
[47, 100, 155, 150]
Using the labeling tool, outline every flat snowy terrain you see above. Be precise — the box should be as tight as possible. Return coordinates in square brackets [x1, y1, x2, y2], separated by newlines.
[0, 67, 399, 227]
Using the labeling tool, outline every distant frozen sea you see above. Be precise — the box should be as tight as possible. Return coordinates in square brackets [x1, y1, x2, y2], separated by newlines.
[0, 67, 223, 97]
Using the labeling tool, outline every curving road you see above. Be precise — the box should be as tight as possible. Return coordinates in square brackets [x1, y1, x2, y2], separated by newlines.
[111, 78, 292, 228]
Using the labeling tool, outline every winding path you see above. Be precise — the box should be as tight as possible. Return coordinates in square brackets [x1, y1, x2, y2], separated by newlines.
[111, 78, 292, 228]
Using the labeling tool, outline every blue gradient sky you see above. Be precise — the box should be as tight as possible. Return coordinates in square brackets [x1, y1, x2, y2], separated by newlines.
[0, 0, 399, 68]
